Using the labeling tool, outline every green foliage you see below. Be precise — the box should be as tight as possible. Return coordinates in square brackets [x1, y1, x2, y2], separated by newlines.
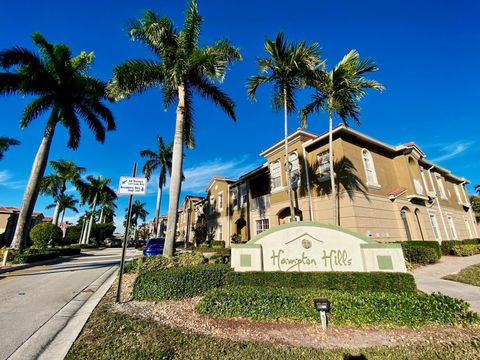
[93, 223, 116, 242]
[451, 244, 480, 257]
[211, 240, 225, 248]
[444, 264, 480, 287]
[225, 271, 416, 293]
[400, 241, 441, 264]
[198, 286, 479, 327]
[133, 264, 230, 300]
[123, 258, 140, 274]
[441, 239, 480, 255]
[13, 248, 60, 264]
[137, 252, 206, 273]
[29, 223, 63, 248]
[66, 225, 82, 243]
[67, 303, 480, 360]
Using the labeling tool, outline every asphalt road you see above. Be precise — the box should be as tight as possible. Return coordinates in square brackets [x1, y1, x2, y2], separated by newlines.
[0, 248, 139, 360]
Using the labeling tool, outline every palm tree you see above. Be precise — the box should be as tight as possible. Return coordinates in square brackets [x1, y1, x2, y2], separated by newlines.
[0, 137, 20, 160]
[78, 175, 116, 243]
[109, 1, 241, 256]
[301, 50, 383, 225]
[0, 33, 115, 250]
[46, 194, 79, 227]
[140, 135, 173, 237]
[98, 191, 117, 224]
[40, 160, 85, 225]
[101, 202, 117, 224]
[127, 200, 149, 240]
[247, 32, 321, 222]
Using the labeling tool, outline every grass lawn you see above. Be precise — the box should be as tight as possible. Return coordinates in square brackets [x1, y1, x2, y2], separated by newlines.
[67, 299, 480, 360]
[444, 263, 480, 287]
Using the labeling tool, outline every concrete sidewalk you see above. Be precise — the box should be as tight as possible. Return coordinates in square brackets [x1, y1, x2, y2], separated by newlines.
[412, 254, 480, 313]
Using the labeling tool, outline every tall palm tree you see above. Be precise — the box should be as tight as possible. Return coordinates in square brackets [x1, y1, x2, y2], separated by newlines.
[0, 33, 115, 250]
[0, 137, 20, 160]
[301, 50, 383, 225]
[40, 160, 85, 225]
[247, 32, 321, 222]
[78, 175, 116, 243]
[46, 194, 79, 227]
[109, 1, 241, 256]
[140, 135, 173, 237]
[101, 202, 117, 224]
[127, 200, 149, 240]
[98, 191, 117, 224]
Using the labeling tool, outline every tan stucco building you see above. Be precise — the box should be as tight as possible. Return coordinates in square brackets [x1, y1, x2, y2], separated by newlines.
[178, 125, 478, 247]
[0, 207, 45, 246]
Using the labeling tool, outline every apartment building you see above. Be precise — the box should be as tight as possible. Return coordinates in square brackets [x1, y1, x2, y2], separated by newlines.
[177, 195, 205, 243]
[181, 125, 478, 247]
[0, 206, 45, 246]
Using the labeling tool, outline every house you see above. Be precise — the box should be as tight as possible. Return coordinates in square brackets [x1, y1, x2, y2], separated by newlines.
[0, 207, 45, 246]
[192, 125, 478, 246]
[177, 195, 205, 244]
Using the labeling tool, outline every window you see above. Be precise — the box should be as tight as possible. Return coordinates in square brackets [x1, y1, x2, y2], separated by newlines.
[288, 151, 301, 188]
[464, 217, 474, 238]
[209, 195, 215, 214]
[447, 215, 458, 240]
[232, 188, 238, 209]
[255, 218, 269, 235]
[401, 210, 412, 241]
[413, 179, 424, 195]
[218, 192, 223, 211]
[240, 183, 248, 208]
[317, 151, 330, 181]
[270, 160, 282, 189]
[208, 226, 214, 241]
[435, 174, 447, 199]
[217, 224, 223, 240]
[429, 213, 442, 241]
[454, 184, 462, 204]
[362, 149, 379, 187]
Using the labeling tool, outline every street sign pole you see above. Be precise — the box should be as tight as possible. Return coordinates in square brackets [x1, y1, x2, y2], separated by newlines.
[116, 162, 137, 303]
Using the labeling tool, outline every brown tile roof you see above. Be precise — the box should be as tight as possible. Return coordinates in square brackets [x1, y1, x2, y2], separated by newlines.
[388, 187, 407, 199]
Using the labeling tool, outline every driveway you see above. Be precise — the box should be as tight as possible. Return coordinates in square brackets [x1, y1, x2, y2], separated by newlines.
[412, 254, 480, 313]
[0, 248, 138, 360]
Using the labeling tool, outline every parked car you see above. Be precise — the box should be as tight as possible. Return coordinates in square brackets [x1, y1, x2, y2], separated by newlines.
[143, 238, 165, 257]
[127, 239, 136, 247]
[110, 238, 122, 248]
[134, 239, 147, 248]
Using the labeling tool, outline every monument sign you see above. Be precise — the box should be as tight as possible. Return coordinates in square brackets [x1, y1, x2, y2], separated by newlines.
[231, 222, 407, 273]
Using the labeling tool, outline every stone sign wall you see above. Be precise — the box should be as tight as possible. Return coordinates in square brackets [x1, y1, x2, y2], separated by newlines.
[231, 222, 407, 273]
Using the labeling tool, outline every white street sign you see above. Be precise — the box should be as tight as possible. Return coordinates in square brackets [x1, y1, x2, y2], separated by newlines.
[118, 176, 147, 195]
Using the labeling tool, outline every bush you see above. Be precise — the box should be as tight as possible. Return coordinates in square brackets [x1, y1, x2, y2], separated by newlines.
[400, 241, 440, 264]
[212, 240, 225, 248]
[133, 264, 230, 300]
[13, 249, 60, 264]
[197, 286, 479, 327]
[442, 239, 480, 255]
[138, 252, 206, 273]
[451, 244, 480, 257]
[225, 271, 416, 293]
[123, 258, 140, 274]
[29, 223, 63, 248]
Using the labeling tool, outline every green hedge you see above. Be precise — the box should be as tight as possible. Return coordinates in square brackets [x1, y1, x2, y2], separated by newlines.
[197, 286, 479, 327]
[13, 249, 60, 264]
[451, 244, 480, 257]
[400, 241, 440, 264]
[441, 239, 480, 255]
[133, 264, 230, 300]
[29, 223, 63, 248]
[212, 240, 225, 248]
[224, 271, 416, 293]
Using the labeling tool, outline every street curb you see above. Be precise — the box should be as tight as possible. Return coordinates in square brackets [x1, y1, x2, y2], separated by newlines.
[0, 249, 106, 275]
[7, 265, 119, 360]
[38, 267, 119, 360]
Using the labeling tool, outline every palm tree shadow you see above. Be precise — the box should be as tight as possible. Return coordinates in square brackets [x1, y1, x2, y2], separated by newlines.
[344, 355, 368, 360]
[299, 154, 369, 225]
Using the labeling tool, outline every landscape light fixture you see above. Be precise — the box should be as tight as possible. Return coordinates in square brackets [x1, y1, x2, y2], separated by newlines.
[313, 297, 330, 331]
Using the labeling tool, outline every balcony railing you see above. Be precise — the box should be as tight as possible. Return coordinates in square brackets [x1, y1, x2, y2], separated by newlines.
[251, 194, 270, 211]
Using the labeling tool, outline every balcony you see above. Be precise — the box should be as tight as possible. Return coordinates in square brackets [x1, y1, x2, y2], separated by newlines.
[251, 194, 270, 211]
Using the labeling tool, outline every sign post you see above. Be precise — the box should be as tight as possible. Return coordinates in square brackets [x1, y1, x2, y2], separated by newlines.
[116, 163, 147, 303]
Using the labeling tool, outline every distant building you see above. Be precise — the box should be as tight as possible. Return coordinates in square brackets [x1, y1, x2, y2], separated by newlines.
[0, 207, 44, 246]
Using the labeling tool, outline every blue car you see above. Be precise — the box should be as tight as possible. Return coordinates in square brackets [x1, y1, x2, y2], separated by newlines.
[143, 238, 165, 257]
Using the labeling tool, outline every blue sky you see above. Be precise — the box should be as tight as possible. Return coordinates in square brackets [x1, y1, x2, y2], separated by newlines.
[1, 0, 479, 230]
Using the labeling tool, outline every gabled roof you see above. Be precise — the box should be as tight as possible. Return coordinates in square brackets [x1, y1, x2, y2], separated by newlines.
[205, 176, 237, 193]
[259, 128, 318, 158]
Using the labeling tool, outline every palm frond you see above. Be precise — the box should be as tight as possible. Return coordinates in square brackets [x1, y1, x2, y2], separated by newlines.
[192, 76, 236, 121]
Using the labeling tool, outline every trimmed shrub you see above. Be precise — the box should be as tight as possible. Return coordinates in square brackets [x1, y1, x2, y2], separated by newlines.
[442, 239, 480, 255]
[138, 252, 206, 273]
[212, 240, 225, 248]
[13, 249, 60, 264]
[225, 271, 416, 293]
[29, 223, 63, 248]
[197, 286, 479, 327]
[400, 241, 440, 264]
[133, 264, 230, 300]
[451, 244, 480, 257]
[124, 258, 140, 274]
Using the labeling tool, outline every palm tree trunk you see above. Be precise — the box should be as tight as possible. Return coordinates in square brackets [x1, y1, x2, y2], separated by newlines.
[328, 112, 337, 225]
[61, 209, 66, 227]
[155, 183, 163, 238]
[337, 184, 340, 226]
[99, 205, 104, 224]
[283, 88, 296, 223]
[164, 84, 186, 256]
[52, 201, 61, 225]
[79, 217, 87, 244]
[10, 120, 57, 251]
[85, 195, 97, 244]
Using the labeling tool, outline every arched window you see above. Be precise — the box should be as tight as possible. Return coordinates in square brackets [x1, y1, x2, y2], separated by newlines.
[362, 149, 380, 187]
